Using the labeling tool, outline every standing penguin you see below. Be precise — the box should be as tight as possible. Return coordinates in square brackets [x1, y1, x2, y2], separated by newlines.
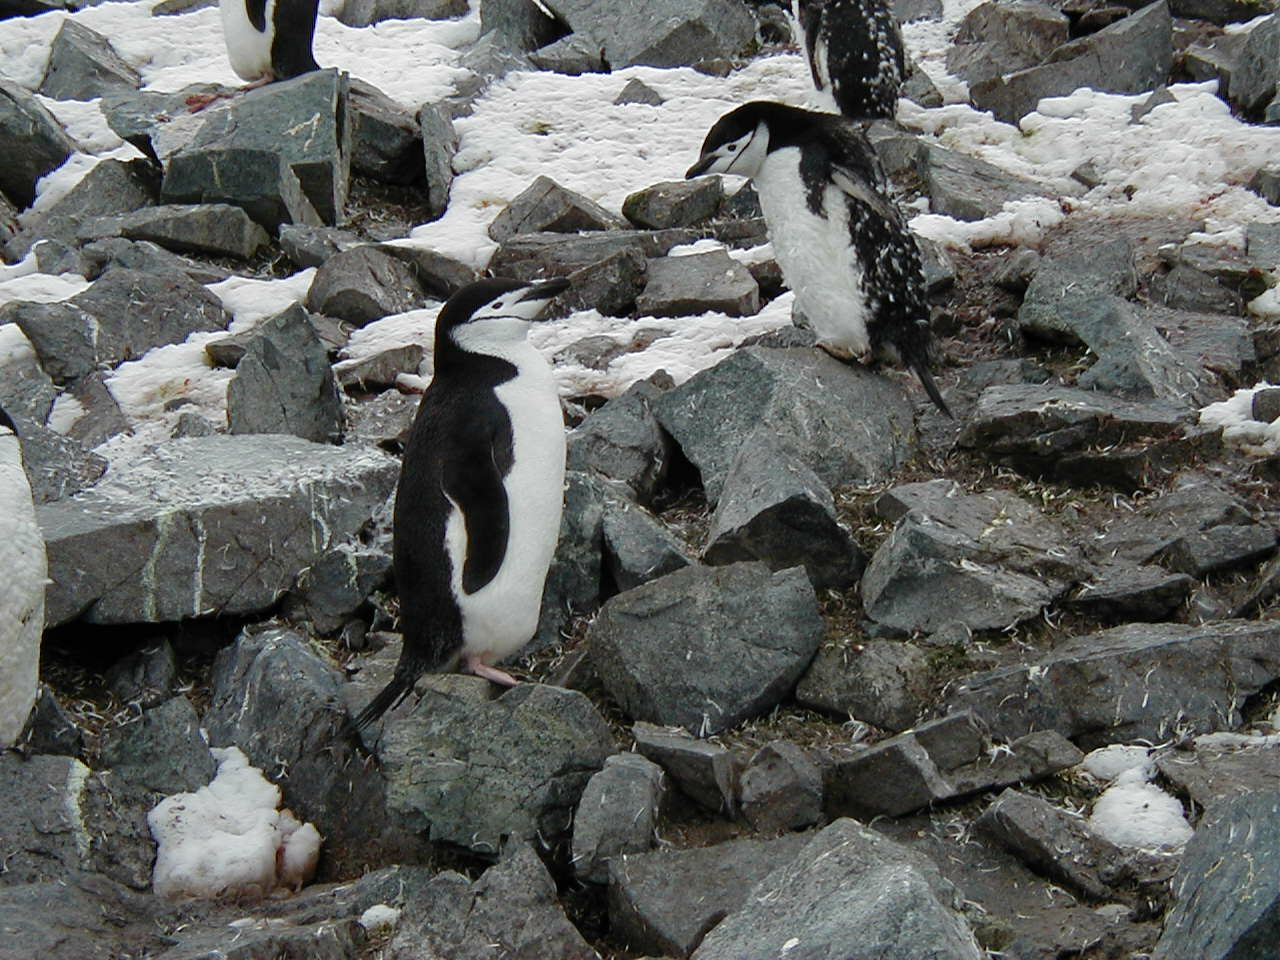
[793, 0, 905, 120]
[219, 0, 320, 86]
[687, 101, 950, 416]
[351, 277, 571, 730]
[0, 410, 48, 749]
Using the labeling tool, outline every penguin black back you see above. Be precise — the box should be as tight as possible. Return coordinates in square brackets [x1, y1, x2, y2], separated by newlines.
[796, 0, 905, 120]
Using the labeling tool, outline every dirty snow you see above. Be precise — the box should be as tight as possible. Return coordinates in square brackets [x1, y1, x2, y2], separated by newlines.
[1198, 383, 1280, 455]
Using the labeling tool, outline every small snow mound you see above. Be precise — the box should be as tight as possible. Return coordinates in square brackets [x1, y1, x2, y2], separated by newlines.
[1088, 780, 1193, 851]
[1079, 744, 1154, 784]
[148, 746, 321, 900]
[1199, 382, 1280, 455]
[359, 903, 402, 933]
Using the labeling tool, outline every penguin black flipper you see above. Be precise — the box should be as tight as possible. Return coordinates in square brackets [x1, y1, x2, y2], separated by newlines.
[243, 0, 268, 31]
[441, 412, 513, 595]
[270, 0, 321, 79]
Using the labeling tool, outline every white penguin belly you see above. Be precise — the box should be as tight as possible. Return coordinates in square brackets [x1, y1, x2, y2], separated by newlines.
[0, 433, 47, 748]
[754, 149, 871, 358]
[446, 346, 565, 663]
[220, 0, 276, 82]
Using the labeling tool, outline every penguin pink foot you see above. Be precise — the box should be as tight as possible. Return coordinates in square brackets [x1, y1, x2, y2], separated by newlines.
[464, 654, 520, 687]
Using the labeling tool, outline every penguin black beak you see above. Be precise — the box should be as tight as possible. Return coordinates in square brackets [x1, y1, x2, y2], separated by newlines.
[686, 155, 715, 179]
[518, 277, 572, 306]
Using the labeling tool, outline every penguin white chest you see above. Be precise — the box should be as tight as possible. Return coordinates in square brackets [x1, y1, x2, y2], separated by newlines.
[445, 344, 565, 662]
[220, 0, 276, 82]
[753, 148, 871, 358]
[0, 434, 47, 748]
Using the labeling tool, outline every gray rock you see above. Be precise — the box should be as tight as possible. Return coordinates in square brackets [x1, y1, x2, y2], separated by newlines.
[1185, 29, 1249, 97]
[614, 77, 664, 105]
[333, 344, 424, 392]
[281, 544, 391, 633]
[572, 752, 666, 883]
[529, 33, 608, 74]
[62, 372, 131, 450]
[602, 501, 692, 592]
[97, 83, 227, 160]
[336, 0, 467, 26]
[0, 339, 56, 427]
[379, 680, 614, 853]
[971, 0, 1173, 124]
[652, 346, 916, 506]
[349, 78, 423, 185]
[1018, 236, 1138, 342]
[590, 562, 823, 736]
[623, 178, 723, 229]
[823, 734, 955, 819]
[226, 304, 344, 442]
[1251, 164, 1280, 205]
[170, 410, 215, 438]
[18, 686, 84, 758]
[99, 695, 213, 794]
[919, 144, 1059, 222]
[162, 146, 322, 231]
[155, 917, 358, 959]
[345, 388, 418, 451]
[944, 729, 1084, 796]
[278, 223, 361, 268]
[1157, 737, 1280, 811]
[0, 753, 93, 883]
[0, 77, 78, 209]
[947, 619, 1280, 747]
[418, 102, 458, 220]
[374, 243, 476, 298]
[1154, 790, 1280, 960]
[902, 56, 945, 107]
[1230, 13, 1280, 118]
[945, 0, 1069, 86]
[693, 819, 982, 960]
[739, 740, 822, 833]
[305, 245, 425, 325]
[78, 203, 269, 259]
[636, 249, 760, 318]
[1161, 524, 1276, 576]
[1255, 386, 1280, 422]
[38, 435, 398, 626]
[1065, 561, 1195, 622]
[0, 192, 16, 251]
[541, 0, 756, 68]
[1170, 0, 1277, 23]
[895, 0, 944, 18]
[1150, 264, 1243, 315]
[489, 227, 697, 279]
[480, 0, 565, 52]
[703, 436, 864, 590]
[795, 640, 931, 732]
[0, 872, 167, 960]
[103, 640, 178, 709]
[488, 175, 625, 242]
[161, 69, 350, 225]
[608, 834, 810, 958]
[566, 379, 671, 504]
[911, 711, 987, 772]
[151, 0, 217, 13]
[38, 20, 141, 101]
[75, 237, 230, 285]
[2, 414, 106, 504]
[631, 720, 738, 814]
[552, 245, 648, 317]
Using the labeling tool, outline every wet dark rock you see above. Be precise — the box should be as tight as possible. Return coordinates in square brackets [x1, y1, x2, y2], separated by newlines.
[0, 77, 78, 209]
[608, 834, 809, 958]
[0, 753, 93, 883]
[571, 752, 666, 883]
[624, 179, 723, 230]
[946, 1, 1069, 87]
[693, 819, 982, 960]
[1229, 13, 1280, 119]
[1170, 0, 1275, 23]
[631, 721, 739, 814]
[947, 619, 1280, 747]
[540, 0, 756, 68]
[637, 249, 760, 318]
[1065, 561, 1195, 622]
[970, 0, 1173, 124]
[529, 33, 608, 74]
[1018, 236, 1138, 342]
[919, 144, 1059, 222]
[38, 20, 141, 101]
[489, 175, 625, 243]
[281, 545, 391, 634]
[305, 246, 425, 326]
[1150, 264, 1243, 315]
[602, 501, 693, 592]
[1154, 790, 1280, 960]
[566, 379, 671, 504]
[336, 0, 468, 27]
[227, 304, 343, 442]
[78, 203, 269, 259]
[5, 414, 106, 504]
[38, 434, 398, 626]
[379, 679, 613, 853]
[589, 562, 824, 736]
[614, 77, 664, 105]
[739, 740, 823, 833]
[652, 346, 916, 505]
[334, 344, 424, 392]
[103, 640, 178, 709]
[417, 102, 457, 220]
[278, 224, 361, 268]
[795, 640, 932, 732]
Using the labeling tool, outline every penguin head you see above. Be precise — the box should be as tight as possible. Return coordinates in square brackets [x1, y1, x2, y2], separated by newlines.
[436, 277, 571, 358]
[686, 102, 774, 180]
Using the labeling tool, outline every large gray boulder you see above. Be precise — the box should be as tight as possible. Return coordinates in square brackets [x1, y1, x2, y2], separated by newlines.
[38, 20, 141, 101]
[566, 379, 672, 504]
[918, 144, 1060, 222]
[38, 435, 398, 626]
[540, 0, 756, 68]
[348, 78, 422, 185]
[1229, 13, 1280, 118]
[1018, 236, 1138, 342]
[305, 246, 425, 326]
[0, 77, 78, 209]
[945, 0, 1069, 86]
[588, 562, 824, 736]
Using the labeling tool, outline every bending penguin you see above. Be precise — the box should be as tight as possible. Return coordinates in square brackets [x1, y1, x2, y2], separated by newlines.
[219, 0, 320, 87]
[793, 0, 905, 120]
[687, 101, 951, 416]
[351, 277, 571, 730]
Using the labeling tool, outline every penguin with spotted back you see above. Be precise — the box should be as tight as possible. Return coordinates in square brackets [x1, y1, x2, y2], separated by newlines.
[687, 101, 950, 416]
[351, 277, 571, 730]
[219, 0, 320, 86]
[794, 0, 905, 120]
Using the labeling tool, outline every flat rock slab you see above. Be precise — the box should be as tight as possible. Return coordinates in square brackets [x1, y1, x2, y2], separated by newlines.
[78, 203, 269, 259]
[38, 435, 398, 626]
[1018, 236, 1138, 342]
[919, 144, 1060, 221]
[623, 178, 723, 229]
[589, 562, 824, 736]
[632, 721, 738, 814]
[946, 620, 1280, 747]
[38, 20, 141, 102]
[379, 680, 613, 853]
[795, 640, 932, 732]
[652, 346, 917, 505]
[636, 249, 760, 318]
[489, 227, 699, 280]
[541, 0, 756, 68]
[1065, 561, 1195, 622]
[1156, 737, 1280, 811]
[0, 76, 78, 209]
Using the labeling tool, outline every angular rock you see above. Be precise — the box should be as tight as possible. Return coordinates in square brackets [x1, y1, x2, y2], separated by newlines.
[1170, 0, 1276, 23]
[279, 223, 361, 268]
[99, 695, 213, 795]
[945, 729, 1084, 796]
[489, 228, 697, 280]
[945, 0, 1069, 86]
[62, 372, 131, 450]
[1157, 736, 1280, 811]
[349, 78, 422, 184]
[78, 203, 269, 259]
[652, 346, 916, 505]
[480, 0, 566, 52]
[488, 175, 625, 243]
[552, 246, 648, 317]
[824, 734, 955, 819]
[1161, 523, 1276, 576]
[345, 388, 418, 451]
[0, 753, 92, 883]
[156, 916, 358, 959]
[703, 436, 864, 590]
[636, 249, 760, 318]
[39, 434, 398, 626]
[911, 712, 988, 772]
[919, 144, 1058, 222]
[1229, 13, 1280, 118]
[529, 33, 608, 74]
[379, 680, 614, 853]
[334, 344, 424, 392]
[589, 562, 824, 736]
[608, 834, 809, 958]
[281, 544, 391, 633]
[631, 721, 738, 814]
[38, 20, 141, 102]
[1251, 164, 1280, 205]
[623, 179, 723, 230]
[75, 237, 230, 285]
[336, 0, 468, 26]
[739, 740, 823, 834]
[566, 379, 671, 503]
[3, 414, 106, 504]
[795, 640, 931, 732]
[571, 752, 666, 883]
[104, 640, 179, 709]
[614, 78, 664, 106]
[541, 0, 756, 68]
[375, 243, 476, 298]
[1018, 236, 1138, 342]
[161, 147, 322, 230]
[417, 102, 457, 221]
[227, 304, 344, 442]
[1065, 561, 1195, 622]
[305, 245, 424, 325]
[1150, 264, 1243, 315]
[0, 76, 78, 209]
[602, 501, 693, 592]
[693, 819, 981, 960]
[947, 620, 1280, 747]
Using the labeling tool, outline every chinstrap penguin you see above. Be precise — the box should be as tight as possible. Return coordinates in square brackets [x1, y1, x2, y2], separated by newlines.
[219, 0, 320, 86]
[351, 277, 571, 730]
[793, 0, 905, 120]
[687, 100, 950, 416]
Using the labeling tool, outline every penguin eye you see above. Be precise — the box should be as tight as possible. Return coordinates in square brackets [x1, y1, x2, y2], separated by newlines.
[727, 143, 738, 152]
[491, 300, 503, 309]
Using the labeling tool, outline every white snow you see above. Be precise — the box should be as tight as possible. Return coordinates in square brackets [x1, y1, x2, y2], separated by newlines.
[358, 903, 402, 933]
[0, 270, 89, 306]
[1088, 773, 1194, 852]
[1078, 744, 1155, 784]
[1198, 383, 1280, 455]
[0, 428, 47, 749]
[148, 746, 321, 900]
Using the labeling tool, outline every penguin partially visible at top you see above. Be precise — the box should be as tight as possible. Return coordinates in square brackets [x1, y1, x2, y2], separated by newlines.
[793, 0, 905, 120]
[687, 101, 951, 416]
[351, 277, 572, 730]
[219, 0, 320, 87]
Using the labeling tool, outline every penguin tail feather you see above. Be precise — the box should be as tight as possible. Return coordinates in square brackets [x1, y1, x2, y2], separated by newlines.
[347, 667, 422, 734]
[912, 358, 953, 419]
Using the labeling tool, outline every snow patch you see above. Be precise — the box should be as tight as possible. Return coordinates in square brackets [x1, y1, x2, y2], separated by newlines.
[1088, 778, 1193, 851]
[1198, 383, 1280, 456]
[1078, 744, 1155, 784]
[359, 903, 402, 933]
